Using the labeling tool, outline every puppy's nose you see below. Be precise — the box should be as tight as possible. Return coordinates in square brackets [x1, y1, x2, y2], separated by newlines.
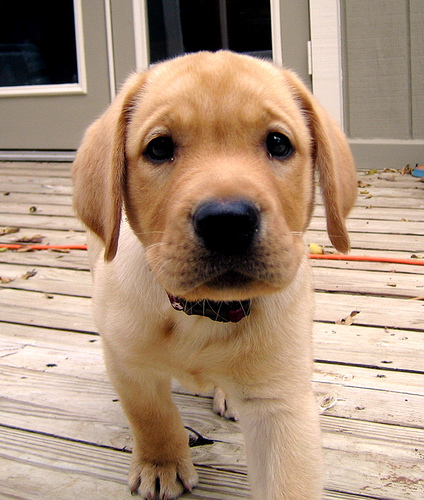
[193, 199, 260, 255]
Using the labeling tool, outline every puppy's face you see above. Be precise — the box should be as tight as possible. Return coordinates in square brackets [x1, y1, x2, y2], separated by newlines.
[124, 53, 314, 301]
[73, 51, 356, 302]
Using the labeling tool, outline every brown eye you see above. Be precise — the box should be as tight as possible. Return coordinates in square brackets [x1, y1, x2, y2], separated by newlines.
[145, 136, 175, 162]
[266, 132, 293, 159]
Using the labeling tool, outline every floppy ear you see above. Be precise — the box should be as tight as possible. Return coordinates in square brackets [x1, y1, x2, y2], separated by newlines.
[72, 72, 147, 261]
[284, 70, 357, 253]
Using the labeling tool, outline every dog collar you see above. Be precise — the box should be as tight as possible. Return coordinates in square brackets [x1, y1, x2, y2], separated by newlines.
[167, 293, 251, 323]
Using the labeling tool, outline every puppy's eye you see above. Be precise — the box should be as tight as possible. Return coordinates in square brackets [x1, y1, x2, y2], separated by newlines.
[145, 136, 175, 162]
[266, 132, 293, 159]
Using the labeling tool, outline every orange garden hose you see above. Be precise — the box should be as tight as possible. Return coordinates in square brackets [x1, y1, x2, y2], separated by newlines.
[0, 244, 88, 250]
[0, 242, 423, 265]
[308, 254, 424, 266]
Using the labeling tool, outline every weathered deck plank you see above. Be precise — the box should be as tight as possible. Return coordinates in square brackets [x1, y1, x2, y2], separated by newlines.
[1, 163, 424, 499]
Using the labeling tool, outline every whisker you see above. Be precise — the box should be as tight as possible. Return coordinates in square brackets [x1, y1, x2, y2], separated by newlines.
[145, 242, 169, 253]
[131, 230, 166, 237]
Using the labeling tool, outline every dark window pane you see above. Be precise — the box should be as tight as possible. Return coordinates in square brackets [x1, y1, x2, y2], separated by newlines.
[0, 0, 78, 87]
[226, 0, 272, 54]
[147, 0, 272, 64]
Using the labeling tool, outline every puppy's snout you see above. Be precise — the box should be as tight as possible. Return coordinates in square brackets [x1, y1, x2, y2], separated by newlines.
[193, 199, 260, 255]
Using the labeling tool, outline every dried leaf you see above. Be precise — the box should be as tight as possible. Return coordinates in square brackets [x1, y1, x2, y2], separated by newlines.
[400, 165, 412, 175]
[378, 174, 396, 181]
[336, 310, 360, 326]
[21, 269, 37, 280]
[0, 276, 14, 284]
[357, 180, 371, 188]
[360, 190, 369, 195]
[0, 227, 19, 236]
[15, 234, 44, 244]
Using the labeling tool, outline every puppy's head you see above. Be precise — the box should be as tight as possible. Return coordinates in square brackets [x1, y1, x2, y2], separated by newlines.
[73, 51, 357, 301]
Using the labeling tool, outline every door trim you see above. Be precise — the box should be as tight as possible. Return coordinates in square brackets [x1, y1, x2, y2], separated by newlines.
[270, 0, 283, 67]
[309, 0, 344, 126]
[132, 0, 150, 71]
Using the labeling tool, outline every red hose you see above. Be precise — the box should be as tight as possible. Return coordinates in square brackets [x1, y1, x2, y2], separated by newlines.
[0, 244, 88, 250]
[309, 254, 424, 266]
[0, 243, 423, 266]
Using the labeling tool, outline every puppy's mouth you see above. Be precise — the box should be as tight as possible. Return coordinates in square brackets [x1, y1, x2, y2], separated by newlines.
[176, 262, 278, 303]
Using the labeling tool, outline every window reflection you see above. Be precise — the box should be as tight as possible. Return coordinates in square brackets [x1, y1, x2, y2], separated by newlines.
[0, 1, 78, 87]
[147, 0, 272, 63]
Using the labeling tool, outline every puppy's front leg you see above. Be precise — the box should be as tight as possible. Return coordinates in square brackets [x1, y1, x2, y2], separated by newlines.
[104, 350, 198, 499]
[237, 392, 323, 500]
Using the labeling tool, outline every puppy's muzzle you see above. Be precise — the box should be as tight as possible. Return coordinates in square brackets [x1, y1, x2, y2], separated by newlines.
[193, 199, 260, 255]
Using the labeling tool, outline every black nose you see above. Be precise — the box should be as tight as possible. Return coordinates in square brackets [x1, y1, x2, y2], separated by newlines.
[193, 199, 260, 255]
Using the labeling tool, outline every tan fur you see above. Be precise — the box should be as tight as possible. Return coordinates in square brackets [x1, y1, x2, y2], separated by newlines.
[73, 51, 357, 499]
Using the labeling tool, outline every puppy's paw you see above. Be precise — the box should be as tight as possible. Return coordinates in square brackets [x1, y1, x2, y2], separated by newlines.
[213, 386, 239, 421]
[128, 455, 198, 499]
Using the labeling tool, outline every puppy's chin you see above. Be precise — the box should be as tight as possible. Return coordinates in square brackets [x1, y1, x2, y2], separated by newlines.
[173, 275, 284, 302]
[205, 271, 254, 290]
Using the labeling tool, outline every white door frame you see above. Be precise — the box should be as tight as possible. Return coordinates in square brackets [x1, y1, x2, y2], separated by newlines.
[270, 0, 283, 67]
[309, 0, 344, 127]
[132, 0, 150, 71]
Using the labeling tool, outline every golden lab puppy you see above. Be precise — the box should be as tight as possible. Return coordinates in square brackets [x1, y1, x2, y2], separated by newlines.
[73, 51, 357, 499]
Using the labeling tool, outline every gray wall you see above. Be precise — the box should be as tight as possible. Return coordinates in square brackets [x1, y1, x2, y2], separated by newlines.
[343, 0, 424, 141]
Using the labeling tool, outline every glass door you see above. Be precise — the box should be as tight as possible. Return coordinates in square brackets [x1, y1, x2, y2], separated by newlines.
[146, 0, 273, 64]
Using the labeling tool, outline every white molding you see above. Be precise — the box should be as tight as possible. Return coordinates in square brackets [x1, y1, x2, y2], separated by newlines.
[104, 0, 116, 99]
[0, 83, 86, 97]
[309, 0, 344, 126]
[133, 0, 150, 71]
[73, 0, 87, 94]
[0, 0, 87, 98]
[270, 0, 283, 67]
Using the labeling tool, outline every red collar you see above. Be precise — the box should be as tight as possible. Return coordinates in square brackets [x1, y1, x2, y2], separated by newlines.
[167, 293, 251, 323]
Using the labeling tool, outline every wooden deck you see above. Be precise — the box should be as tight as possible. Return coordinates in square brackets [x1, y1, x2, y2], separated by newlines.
[0, 161, 423, 499]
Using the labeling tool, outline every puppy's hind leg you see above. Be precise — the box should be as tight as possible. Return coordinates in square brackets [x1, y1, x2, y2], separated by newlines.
[104, 349, 198, 499]
[213, 386, 239, 421]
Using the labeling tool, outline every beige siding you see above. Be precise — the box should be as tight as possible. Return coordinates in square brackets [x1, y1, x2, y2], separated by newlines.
[411, 0, 424, 139]
[344, 0, 418, 140]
